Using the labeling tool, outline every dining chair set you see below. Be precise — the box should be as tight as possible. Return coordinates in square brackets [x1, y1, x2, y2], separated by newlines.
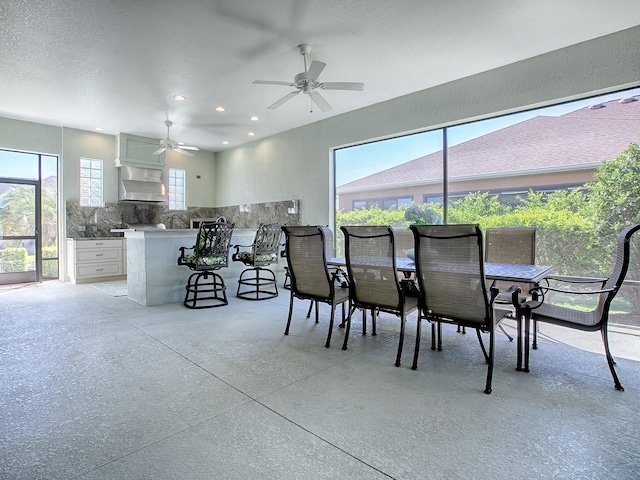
[281, 223, 640, 394]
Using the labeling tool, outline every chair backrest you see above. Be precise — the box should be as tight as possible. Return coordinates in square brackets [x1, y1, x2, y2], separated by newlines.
[485, 227, 536, 294]
[282, 226, 332, 300]
[595, 223, 640, 320]
[340, 225, 401, 311]
[410, 224, 490, 324]
[252, 223, 283, 266]
[318, 225, 335, 258]
[194, 222, 235, 268]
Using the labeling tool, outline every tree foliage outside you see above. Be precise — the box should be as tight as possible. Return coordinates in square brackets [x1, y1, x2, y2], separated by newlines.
[0, 182, 58, 277]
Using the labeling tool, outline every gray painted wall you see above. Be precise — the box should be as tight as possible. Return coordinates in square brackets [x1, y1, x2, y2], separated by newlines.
[214, 25, 640, 227]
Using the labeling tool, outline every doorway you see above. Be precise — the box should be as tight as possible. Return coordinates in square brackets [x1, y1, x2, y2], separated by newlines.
[0, 150, 59, 285]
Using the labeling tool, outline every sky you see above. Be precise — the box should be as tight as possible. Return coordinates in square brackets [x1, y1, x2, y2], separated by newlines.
[334, 87, 640, 186]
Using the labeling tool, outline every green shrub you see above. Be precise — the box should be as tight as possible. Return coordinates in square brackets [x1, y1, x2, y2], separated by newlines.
[0, 247, 28, 273]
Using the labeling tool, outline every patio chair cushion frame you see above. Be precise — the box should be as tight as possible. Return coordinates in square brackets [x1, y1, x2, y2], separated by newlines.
[340, 225, 419, 367]
[410, 223, 520, 394]
[523, 223, 640, 391]
[177, 222, 235, 309]
[232, 223, 283, 301]
[281, 225, 350, 348]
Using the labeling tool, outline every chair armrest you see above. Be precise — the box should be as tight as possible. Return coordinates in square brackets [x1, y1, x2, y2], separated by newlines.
[490, 284, 520, 307]
[178, 246, 195, 255]
[330, 267, 349, 288]
[400, 278, 420, 297]
[543, 274, 607, 286]
[232, 243, 253, 256]
[531, 284, 615, 296]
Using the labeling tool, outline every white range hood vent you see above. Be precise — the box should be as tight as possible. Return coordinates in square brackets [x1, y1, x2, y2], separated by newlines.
[118, 165, 168, 203]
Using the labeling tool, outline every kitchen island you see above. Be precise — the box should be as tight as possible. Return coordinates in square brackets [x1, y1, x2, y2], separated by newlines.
[121, 228, 283, 306]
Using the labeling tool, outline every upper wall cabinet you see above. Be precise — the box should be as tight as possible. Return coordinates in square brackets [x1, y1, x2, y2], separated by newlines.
[114, 133, 165, 168]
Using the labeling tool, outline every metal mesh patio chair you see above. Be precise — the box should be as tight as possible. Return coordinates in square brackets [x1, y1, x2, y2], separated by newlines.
[177, 221, 234, 308]
[522, 223, 640, 391]
[232, 223, 282, 300]
[483, 227, 537, 340]
[410, 224, 520, 394]
[340, 226, 419, 367]
[281, 226, 350, 348]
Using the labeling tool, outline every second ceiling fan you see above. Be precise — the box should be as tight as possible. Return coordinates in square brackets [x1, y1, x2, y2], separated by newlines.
[253, 44, 364, 112]
[153, 120, 199, 157]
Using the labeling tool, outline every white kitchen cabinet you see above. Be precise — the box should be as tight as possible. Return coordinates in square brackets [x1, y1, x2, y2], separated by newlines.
[66, 238, 125, 284]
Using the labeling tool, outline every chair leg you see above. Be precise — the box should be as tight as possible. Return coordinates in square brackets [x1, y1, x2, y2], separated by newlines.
[184, 270, 228, 309]
[236, 267, 278, 300]
[371, 309, 377, 336]
[601, 328, 624, 391]
[325, 305, 336, 348]
[342, 305, 356, 350]
[499, 324, 514, 341]
[484, 329, 496, 394]
[362, 309, 367, 335]
[476, 328, 490, 363]
[305, 301, 314, 318]
[284, 290, 295, 335]
[532, 319, 538, 349]
[411, 315, 422, 370]
[431, 322, 436, 350]
[395, 312, 406, 367]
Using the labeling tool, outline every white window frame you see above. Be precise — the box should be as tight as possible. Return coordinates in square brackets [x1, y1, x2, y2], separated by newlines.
[168, 168, 186, 210]
[79, 158, 103, 207]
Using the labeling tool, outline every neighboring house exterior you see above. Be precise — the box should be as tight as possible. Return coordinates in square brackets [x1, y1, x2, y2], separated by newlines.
[337, 95, 640, 211]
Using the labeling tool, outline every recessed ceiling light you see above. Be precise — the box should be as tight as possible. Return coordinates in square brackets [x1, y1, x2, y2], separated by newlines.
[250, 115, 259, 121]
[248, 132, 255, 136]
[173, 94, 186, 101]
[95, 127, 104, 131]
[222, 141, 229, 145]
[215, 106, 226, 112]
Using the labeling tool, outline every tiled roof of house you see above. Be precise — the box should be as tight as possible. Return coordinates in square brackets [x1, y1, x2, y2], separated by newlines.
[338, 95, 640, 192]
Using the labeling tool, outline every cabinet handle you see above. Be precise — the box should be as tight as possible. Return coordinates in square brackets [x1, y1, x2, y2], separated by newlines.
[96, 268, 104, 272]
[95, 253, 104, 257]
[96, 242, 104, 245]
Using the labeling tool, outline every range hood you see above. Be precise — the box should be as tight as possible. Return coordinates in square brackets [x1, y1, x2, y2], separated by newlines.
[118, 165, 168, 203]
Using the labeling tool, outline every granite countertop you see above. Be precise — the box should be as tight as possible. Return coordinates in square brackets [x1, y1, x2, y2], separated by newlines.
[67, 236, 123, 241]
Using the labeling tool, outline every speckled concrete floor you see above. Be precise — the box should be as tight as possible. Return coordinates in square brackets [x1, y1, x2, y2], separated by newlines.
[2, 281, 639, 480]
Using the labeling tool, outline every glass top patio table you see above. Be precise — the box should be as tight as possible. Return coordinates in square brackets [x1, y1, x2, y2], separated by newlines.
[327, 257, 553, 284]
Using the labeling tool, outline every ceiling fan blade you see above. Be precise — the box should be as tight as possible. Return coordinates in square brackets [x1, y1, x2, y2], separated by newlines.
[153, 147, 167, 155]
[174, 148, 194, 157]
[310, 91, 332, 112]
[179, 145, 199, 151]
[321, 82, 364, 91]
[306, 60, 326, 81]
[253, 80, 295, 87]
[268, 90, 300, 109]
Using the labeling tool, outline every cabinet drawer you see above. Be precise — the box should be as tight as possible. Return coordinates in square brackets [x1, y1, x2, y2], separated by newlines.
[77, 248, 121, 262]
[77, 262, 122, 278]
[75, 239, 122, 249]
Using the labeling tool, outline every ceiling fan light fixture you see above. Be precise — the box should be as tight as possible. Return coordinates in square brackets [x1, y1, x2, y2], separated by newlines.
[252, 44, 364, 113]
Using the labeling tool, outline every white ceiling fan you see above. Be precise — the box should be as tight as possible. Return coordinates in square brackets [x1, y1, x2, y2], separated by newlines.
[153, 120, 199, 157]
[252, 44, 364, 113]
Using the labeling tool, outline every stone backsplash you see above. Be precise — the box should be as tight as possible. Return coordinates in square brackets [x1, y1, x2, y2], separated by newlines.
[66, 200, 301, 238]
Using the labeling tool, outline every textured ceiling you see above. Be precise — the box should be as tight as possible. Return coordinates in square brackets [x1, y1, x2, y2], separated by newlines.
[1, 0, 639, 153]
